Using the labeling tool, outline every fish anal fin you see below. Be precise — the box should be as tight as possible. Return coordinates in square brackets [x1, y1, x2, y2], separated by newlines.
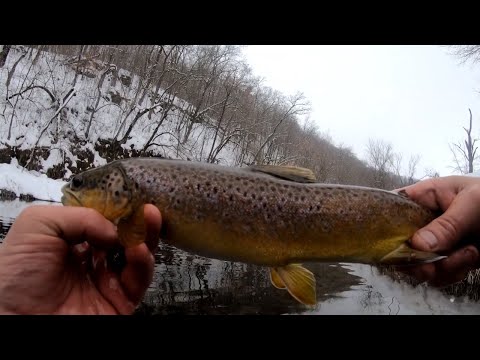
[117, 206, 146, 248]
[380, 243, 447, 265]
[247, 165, 317, 183]
[270, 268, 286, 289]
[275, 264, 317, 306]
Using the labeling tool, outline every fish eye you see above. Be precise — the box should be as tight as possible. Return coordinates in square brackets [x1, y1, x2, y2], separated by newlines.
[71, 175, 83, 189]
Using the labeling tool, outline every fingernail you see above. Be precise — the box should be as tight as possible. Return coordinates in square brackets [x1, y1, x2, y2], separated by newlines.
[418, 230, 438, 250]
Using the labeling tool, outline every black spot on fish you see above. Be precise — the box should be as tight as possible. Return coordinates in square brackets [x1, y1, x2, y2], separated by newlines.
[229, 195, 234, 202]
[169, 187, 175, 192]
[172, 174, 177, 179]
[206, 181, 211, 187]
[196, 184, 201, 190]
[251, 193, 256, 199]
[260, 186, 265, 191]
[135, 183, 139, 189]
[258, 196, 263, 201]
[106, 174, 110, 179]
[115, 191, 119, 197]
[213, 187, 218, 194]
[147, 179, 151, 184]
[123, 184, 128, 191]
[108, 183, 112, 188]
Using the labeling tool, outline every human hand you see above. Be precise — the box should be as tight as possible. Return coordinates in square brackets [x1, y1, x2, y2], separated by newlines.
[396, 176, 480, 287]
[0, 204, 161, 315]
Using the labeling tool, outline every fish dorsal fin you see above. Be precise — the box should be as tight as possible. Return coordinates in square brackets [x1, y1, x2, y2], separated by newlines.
[270, 264, 317, 306]
[380, 243, 447, 265]
[247, 165, 317, 183]
[394, 189, 410, 199]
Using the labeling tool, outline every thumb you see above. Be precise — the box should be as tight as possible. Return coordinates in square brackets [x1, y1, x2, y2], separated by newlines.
[411, 186, 480, 253]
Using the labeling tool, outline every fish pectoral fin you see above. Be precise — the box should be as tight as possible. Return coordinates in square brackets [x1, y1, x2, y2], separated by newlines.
[247, 165, 317, 183]
[274, 264, 317, 306]
[270, 268, 286, 289]
[117, 206, 146, 248]
[380, 243, 447, 265]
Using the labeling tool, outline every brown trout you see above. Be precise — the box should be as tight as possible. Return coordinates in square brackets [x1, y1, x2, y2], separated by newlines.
[60, 157, 445, 306]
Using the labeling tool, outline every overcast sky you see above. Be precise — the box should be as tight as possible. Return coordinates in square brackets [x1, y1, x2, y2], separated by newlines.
[241, 45, 480, 178]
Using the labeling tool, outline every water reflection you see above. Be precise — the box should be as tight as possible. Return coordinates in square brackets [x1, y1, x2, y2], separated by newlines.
[1, 199, 480, 315]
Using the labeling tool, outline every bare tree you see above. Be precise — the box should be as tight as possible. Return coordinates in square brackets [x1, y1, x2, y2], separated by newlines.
[449, 108, 478, 174]
[0, 45, 11, 68]
[445, 45, 480, 65]
[365, 138, 395, 189]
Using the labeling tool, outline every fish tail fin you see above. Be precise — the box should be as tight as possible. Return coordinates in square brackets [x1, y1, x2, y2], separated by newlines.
[270, 264, 317, 306]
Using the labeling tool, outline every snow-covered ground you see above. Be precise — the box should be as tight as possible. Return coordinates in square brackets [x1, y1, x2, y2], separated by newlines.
[0, 160, 65, 202]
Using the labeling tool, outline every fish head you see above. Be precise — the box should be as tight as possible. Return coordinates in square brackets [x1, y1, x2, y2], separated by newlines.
[61, 163, 134, 223]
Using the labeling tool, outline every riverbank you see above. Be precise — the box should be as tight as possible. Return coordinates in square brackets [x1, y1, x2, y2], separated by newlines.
[0, 161, 65, 202]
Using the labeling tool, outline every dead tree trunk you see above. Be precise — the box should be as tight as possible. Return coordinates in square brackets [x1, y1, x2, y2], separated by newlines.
[0, 45, 11, 68]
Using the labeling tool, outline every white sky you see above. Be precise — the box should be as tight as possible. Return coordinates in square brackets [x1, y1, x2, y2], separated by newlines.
[242, 45, 480, 178]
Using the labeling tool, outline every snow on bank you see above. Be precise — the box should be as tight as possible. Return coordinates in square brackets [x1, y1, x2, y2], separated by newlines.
[0, 161, 66, 202]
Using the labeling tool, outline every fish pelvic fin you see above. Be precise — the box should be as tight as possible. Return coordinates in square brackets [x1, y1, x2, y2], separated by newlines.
[272, 264, 317, 306]
[270, 268, 286, 289]
[380, 243, 447, 265]
[117, 205, 146, 248]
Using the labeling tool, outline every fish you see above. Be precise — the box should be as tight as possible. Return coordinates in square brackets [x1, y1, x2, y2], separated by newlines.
[60, 157, 445, 306]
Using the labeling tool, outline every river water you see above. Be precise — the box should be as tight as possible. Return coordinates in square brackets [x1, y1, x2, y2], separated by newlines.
[1, 199, 480, 315]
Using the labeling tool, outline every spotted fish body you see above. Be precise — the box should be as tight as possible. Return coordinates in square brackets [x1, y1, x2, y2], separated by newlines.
[61, 157, 443, 306]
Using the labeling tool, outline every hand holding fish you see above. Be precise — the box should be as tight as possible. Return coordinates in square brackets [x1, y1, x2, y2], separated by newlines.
[0, 204, 161, 314]
[397, 176, 480, 287]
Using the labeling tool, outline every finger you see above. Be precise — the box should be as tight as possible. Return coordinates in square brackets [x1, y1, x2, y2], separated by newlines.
[11, 205, 118, 249]
[91, 249, 136, 315]
[120, 204, 161, 303]
[398, 262, 436, 283]
[121, 244, 156, 304]
[429, 245, 479, 287]
[410, 185, 480, 253]
[397, 177, 457, 211]
[143, 204, 162, 254]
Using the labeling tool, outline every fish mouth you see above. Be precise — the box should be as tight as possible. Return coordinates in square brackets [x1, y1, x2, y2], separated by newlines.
[60, 184, 82, 206]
